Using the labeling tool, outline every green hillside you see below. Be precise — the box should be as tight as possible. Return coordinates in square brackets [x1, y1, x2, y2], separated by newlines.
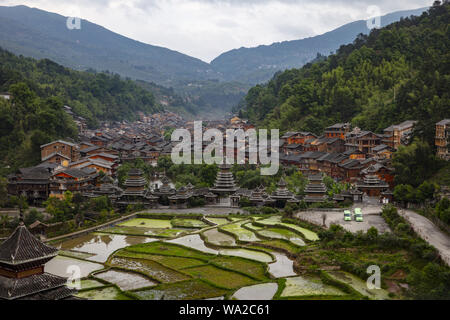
[0, 47, 163, 170]
[241, 2, 450, 144]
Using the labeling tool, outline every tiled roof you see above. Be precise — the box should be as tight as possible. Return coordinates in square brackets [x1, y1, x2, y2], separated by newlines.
[0, 225, 58, 265]
[0, 273, 70, 300]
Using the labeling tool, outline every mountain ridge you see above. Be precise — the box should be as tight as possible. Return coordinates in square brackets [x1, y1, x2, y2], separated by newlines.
[211, 7, 429, 84]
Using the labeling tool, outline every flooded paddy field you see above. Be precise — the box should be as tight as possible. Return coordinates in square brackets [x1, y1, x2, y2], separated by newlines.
[165, 234, 219, 254]
[219, 221, 261, 242]
[52, 213, 391, 300]
[134, 279, 228, 300]
[183, 265, 257, 289]
[257, 228, 306, 246]
[45, 255, 104, 278]
[118, 218, 172, 229]
[205, 217, 230, 225]
[171, 218, 208, 228]
[76, 286, 133, 300]
[109, 256, 191, 283]
[218, 248, 273, 263]
[94, 269, 157, 291]
[281, 276, 346, 298]
[202, 228, 236, 246]
[268, 252, 297, 278]
[56, 233, 156, 263]
[100, 226, 186, 238]
[257, 216, 319, 241]
[232, 283, 278, 300]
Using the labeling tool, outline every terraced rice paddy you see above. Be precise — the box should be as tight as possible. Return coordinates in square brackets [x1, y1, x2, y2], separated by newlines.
[109, 256, 190, 283]
[219, 248, 273, 263]
[166, 234, 219, 254]
[257, 228, 306, 246]
[76, 286, 132, 300]
[257, 216, 319, 241]
[118, 218, 172, 229]
[67, 279, 105, 290]
[171, 218, 208, 228]
[233, 283, 278, 300]
[281, 276, 346, 298]
[327, 271, 390, 300]
[183, 265, 257, 289]
[134, 280, 228, 300]
[59, 250, 95, 260]
[95, 269, 157, 291]
[57, 233, 155, 263]
[53, 213, 381, 300]
[268, 252, 297, 278]
[203, 228, 236, 246]
[210, 256, 268, 281]
[45, 255, 104, 278]
[115, 251, 205, 270]
[100, 226, 186, 238]
[205, 217, 230, 225]
[220, 221, 260, 242]
[244, 223, 264, 231]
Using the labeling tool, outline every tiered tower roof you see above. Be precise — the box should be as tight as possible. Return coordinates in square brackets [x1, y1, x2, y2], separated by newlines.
[0, 218, 76, 300]
[210, 164, 238, 194]
[304, 173, 328, 203]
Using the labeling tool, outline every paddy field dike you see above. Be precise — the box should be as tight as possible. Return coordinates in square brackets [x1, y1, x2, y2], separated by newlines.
[50, 213, 390, 300]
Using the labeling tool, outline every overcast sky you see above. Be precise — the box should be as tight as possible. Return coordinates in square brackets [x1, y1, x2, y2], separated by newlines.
[0, 0, 432, 62]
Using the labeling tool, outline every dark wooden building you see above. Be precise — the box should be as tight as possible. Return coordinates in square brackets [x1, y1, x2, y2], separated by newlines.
[0, 218, 77, 300]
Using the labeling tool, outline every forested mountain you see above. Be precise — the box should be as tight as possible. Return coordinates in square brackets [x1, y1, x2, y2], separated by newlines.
[0, 47, 163, 170]
[0, 5, 218, 86]
[211, 7, 428, 85]
[240, 2, 450, 145]
[0, 48, 160, 126]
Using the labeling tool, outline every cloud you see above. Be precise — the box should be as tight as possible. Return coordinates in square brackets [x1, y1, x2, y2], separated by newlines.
[0, 0, 432, 62]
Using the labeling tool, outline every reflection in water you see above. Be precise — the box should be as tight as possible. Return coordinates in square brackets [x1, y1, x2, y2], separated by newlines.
[165, 234, 219, 255]
[232, 283, 278, 300]
[45, 255, 103, 279]
[95, 269, 157, 291]
[268, 252, 297, 278]
[57, 233, 157, 263]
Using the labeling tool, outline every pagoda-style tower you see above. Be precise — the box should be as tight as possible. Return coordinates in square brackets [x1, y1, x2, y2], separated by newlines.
[153, 174, 176, 197]
[303, 173, 328, 203]
[249, 185, 266, 206]
[122, 168, 147, 198]
[210, 164, 238, 196]
[0, 214, 77, 300]
[270, 178, 298, 207]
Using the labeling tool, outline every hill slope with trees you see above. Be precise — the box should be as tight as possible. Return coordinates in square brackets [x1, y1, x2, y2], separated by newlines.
[240, 2, 450, 145]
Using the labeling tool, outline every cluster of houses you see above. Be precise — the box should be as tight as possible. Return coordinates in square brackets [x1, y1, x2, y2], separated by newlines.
[5, 110, 450, 209]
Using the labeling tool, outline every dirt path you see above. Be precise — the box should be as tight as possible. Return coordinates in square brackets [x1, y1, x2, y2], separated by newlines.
[399, 209, 450, 266]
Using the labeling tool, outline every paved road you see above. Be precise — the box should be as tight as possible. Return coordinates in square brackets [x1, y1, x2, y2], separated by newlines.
[295, 202, 391, 234]
[399, 209, 450, 266]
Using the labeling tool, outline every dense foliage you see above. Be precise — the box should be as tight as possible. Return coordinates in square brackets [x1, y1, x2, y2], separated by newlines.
[0, 48, 160, 127]
[0, 82, 77, 170]
[240, 2, 450, 145]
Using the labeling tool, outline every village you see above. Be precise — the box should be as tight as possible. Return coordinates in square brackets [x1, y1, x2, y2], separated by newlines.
[2, 107, 449, 237]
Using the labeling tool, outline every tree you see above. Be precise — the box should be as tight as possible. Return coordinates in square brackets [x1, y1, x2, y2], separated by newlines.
[393, 184, 415, 207]
[392, 139, 442, 187]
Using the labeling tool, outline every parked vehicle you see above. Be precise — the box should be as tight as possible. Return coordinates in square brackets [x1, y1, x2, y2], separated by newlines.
[344, 210, 352, 221]
[354, 208, 363, 222]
